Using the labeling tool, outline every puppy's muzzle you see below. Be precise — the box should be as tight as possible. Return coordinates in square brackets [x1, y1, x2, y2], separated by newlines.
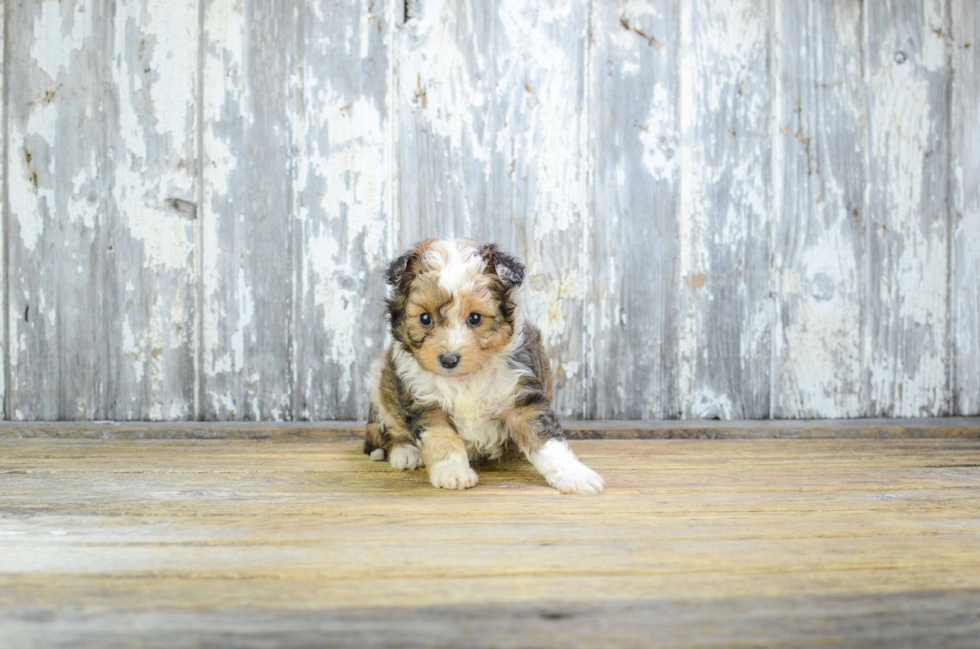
[439, 353, 461, 369]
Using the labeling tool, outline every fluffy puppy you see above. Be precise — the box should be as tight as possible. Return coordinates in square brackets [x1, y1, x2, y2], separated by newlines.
[364, 238, 604, 494]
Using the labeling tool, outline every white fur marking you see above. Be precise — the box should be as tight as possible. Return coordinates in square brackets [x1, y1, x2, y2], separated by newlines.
[428, 458, 479, 490]
[389, 445, 424, 470]
[426, 239, 484, 295]
[369, 448, 386, 461]
[390, 329, 531, 460]
[528, 440, 605, 495]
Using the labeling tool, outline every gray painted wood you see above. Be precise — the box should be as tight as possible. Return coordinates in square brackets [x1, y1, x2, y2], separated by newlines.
[6, 0, 107, 420]
[290, 0, 392, 421]
[771, 0, 867, 418]
[1, 0, 978, 421]
[104, 0, 199, 420]
[865, 0, 951, 417]
[200, 0, 296, 419]
[396, 0, 591, 417]
[590, 0, 679, 419]
[952, 0, 980, 416]
[0, 0, 5, 421]
[674, 0, 772, 419]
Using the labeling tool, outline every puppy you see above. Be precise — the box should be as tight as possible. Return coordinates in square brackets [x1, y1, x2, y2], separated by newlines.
[364, 238, 604, 494]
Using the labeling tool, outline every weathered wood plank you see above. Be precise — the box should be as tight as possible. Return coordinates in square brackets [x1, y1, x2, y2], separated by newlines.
[1, 437, 979, 646]
[397, 0, 591, 416]
[865, 0, 951, 417]
[952, 0, 980, 416]
[0, 0, 5, 421]
[771, 0, 867, 418]
[5, 1, 107, 419]
[200, 0, 295, 419]
[395, 0, 487, 242]
[5, 591, 980, 649]
[675, 0, 772, 418]
[590, 1, 679, 419]
[104, 0, 199, 420]
[2, 418, 978, 440]
[290, 0, 391, 420]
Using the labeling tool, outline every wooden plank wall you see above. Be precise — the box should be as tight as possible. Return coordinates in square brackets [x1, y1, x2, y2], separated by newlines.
[0, 0, 977, 421]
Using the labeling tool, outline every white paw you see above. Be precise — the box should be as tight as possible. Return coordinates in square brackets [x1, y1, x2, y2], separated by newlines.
[369, 448, 387, 461]
[548, 462, 605, 495]
[389, 445, 424, 470]
[428, 461, 479, 490]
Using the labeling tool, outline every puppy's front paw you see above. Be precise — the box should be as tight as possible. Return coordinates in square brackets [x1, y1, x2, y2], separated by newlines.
[549, 462, 605, 495]
[389, 445, 424, 470]
[428, 461, 479, 490]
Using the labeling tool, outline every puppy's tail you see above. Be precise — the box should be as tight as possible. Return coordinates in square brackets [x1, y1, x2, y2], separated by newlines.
[364, 404, 388, 461]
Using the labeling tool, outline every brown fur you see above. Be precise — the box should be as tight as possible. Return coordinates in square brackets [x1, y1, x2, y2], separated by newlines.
[367, 240, 562, 463]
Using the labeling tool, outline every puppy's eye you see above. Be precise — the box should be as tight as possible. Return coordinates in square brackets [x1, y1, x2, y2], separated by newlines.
[467, 313, 482, 326]
[419, 313, 433, 327]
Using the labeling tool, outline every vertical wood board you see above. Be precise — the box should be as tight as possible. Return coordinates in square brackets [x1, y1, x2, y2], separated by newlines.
[951, 0, 979, 416]
[290, 0, 391, 420]
[201, 0, 295, 419]
[104, 0, 199, 420]
[864, 0, 951, 417]
[590, 0, 679, 419]
[6, 0, 106, 420]
[675, 0, 772, 419]
[771, 0, 867, 418]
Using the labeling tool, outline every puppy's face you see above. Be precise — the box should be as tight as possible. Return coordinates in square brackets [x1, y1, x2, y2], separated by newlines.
[385, 239, 525, 377]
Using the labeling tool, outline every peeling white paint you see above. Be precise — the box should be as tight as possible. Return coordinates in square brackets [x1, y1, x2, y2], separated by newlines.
[4, 0, 975, 421]
[867, 3, 950, 417]
[32, 1, 91, 81]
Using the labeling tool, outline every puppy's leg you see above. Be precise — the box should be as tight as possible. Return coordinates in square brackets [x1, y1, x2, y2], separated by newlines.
[364, 422, 388, 461]
[384, 425, 425, 470]
[507, 408, 604, 495]
[364, 405, 388, 460]
[419, 412, 478, 490]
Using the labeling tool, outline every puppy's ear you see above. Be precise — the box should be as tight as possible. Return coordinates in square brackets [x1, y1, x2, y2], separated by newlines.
[384, 249, 417, 286]
[384, 239, 436, 287]
[481, 243, 526, 289]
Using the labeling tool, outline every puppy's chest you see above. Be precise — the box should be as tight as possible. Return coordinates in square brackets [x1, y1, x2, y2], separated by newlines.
[423, 366, 520, 444]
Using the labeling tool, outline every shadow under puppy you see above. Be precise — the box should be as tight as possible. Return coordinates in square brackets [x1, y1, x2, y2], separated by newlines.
[364, 238, 604, 494]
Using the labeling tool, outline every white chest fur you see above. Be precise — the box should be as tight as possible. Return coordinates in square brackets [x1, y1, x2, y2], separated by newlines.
[391, 345, 528, 458]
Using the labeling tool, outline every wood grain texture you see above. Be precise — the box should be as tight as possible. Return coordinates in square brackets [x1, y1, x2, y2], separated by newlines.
[865, 0, 951, 417]
[675, 0, 772, 419]
[590, 0, 679, 419]
[290, 0, 391, 421]
[771, 0, 867, 418]
[396, 0, 591, 416]
[5, 1, 107, 420]
[200, 0, 296, 419]
[4, 593, 980, 649]
[105, 0, 199, 420]
[2, 436, 980, 646]
[952, 0, 980, 416]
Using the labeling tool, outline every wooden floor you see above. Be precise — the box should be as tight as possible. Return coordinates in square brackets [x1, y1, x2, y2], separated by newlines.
[2, 424, 980, 647]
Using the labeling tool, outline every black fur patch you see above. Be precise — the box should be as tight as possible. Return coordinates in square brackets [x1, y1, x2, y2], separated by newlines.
[515, 389, 549, 409]
[536, 410, 564, 440]
[384, 249, 418, 286]
[508, 322, 551, 383]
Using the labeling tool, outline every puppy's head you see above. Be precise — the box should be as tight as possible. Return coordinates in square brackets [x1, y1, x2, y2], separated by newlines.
[385, 238, 525, 377]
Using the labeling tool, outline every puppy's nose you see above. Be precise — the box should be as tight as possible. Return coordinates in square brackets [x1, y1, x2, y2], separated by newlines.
[439, 353, 460, 369]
